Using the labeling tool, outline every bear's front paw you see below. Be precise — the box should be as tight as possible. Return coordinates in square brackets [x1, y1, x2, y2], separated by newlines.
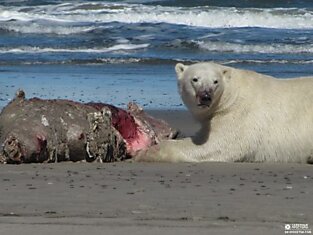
[135, 140, 187, 162]
[134, 144, 161, 162]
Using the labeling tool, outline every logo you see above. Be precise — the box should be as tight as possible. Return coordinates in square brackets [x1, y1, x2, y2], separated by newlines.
[284, 224, 311, 234]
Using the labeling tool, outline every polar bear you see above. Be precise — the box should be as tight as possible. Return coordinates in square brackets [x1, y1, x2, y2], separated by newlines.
[136, 62, 313, 163]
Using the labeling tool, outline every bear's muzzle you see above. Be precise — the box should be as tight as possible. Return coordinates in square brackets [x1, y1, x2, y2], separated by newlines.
[197, 90, 213, 107]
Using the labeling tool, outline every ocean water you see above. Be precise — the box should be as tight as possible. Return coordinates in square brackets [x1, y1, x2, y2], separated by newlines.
[1, 0, 313, 109]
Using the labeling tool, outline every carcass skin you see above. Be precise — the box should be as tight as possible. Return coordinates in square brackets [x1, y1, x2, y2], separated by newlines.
[0, 90, 177, 164]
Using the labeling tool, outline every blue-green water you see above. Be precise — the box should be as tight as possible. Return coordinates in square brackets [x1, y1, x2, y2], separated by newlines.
[1, 0, 313, 109]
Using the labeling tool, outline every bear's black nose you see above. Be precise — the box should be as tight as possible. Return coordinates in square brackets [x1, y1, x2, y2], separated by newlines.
[198, 90, 212, 106]
[201, 93, 211, 102]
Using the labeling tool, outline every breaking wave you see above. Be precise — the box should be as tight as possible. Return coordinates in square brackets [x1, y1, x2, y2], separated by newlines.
[195, 41, 313, 54]
[0, 2, 313, 35]
[0, 44, 150, 54]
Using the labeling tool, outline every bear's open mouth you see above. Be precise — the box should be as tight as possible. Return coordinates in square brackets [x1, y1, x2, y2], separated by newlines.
[198, 103, 210, 108]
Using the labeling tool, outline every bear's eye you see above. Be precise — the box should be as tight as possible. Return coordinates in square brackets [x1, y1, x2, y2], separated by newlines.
[213, 80, 218, 84]
[192, 77, 198, 82]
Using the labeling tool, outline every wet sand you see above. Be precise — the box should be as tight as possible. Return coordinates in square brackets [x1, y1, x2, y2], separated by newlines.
[0, 110, 312, 234]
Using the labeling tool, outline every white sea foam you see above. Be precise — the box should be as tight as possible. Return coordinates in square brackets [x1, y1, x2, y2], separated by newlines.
[92, 5, 313, 29]
[1, 41, 311, 56]
[0, 2, 313, 35]
[222, 59, 313, 65]
[2, 23, 96, 35]
[196, 41, 313, 54]
[0, 44, 150, 54]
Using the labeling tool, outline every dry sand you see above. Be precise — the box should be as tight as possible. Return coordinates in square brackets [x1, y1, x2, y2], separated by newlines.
[0, 110, 312, 235]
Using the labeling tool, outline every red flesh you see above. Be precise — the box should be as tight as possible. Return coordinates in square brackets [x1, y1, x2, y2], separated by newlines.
[87, 103, 151, 155]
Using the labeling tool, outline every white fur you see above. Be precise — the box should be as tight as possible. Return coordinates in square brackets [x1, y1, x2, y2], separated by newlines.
[138, 62, 313, 163]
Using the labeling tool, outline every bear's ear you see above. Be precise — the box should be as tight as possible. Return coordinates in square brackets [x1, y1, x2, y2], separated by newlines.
[222, 68, 231, 81]
[175, 63, 187, 79]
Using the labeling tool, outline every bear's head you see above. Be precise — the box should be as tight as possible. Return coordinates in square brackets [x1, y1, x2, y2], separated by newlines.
[175, 62, 230, 121]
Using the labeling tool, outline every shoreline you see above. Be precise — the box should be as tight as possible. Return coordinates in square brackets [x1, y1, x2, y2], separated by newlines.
[0, 64, 183, 110]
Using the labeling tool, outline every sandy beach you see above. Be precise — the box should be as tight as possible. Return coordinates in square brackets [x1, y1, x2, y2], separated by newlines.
[0, 111, 312, 235]
[0, 162, 312, 235]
